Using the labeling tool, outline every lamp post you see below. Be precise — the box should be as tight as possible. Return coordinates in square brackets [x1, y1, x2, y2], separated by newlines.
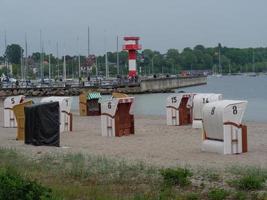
[151, 55, 156, 75]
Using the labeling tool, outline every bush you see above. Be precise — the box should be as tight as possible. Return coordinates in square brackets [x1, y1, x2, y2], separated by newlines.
[185, 192, 199, 200]
[207, 188, 228, 200]
[0, 167, 53, 200]
[232, 175, 266, 191]
[233, 191, 247, 200]
[160, 167, 192, 187]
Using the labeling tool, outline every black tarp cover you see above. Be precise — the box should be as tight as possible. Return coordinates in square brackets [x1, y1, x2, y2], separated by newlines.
[25, 102, 60, 147]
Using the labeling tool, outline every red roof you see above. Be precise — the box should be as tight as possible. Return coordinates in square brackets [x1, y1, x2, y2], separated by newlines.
[124, 36, 140, 41]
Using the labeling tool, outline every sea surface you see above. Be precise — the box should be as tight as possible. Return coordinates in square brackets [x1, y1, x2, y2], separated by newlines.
[32, 75, 267, 122]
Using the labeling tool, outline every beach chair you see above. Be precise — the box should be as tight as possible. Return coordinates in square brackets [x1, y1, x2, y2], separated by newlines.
[25, 102, 60, 147]
[79, 91, 88, 116]
[101, 96, 134, 137]
[166, 93, 195, 126]
[12, 100, 33, 140]
[112, 92, 128, 98]
[41, 96, 73, 133]
[3, 95, 25, 128]
[202, 100, 248, 154]
[79, 91, 102, 116]
[192, 93, 223, 129]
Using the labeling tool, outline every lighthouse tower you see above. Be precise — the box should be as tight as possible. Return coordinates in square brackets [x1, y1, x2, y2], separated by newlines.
[123, 37, 141, 78]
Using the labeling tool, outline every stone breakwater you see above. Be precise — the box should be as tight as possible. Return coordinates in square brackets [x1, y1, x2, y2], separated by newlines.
[0, 86, 172, 98]
[0, 76, 207, 97]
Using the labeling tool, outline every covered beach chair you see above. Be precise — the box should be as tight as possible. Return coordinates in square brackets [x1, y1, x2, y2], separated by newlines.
[192, 93, 223, 129]
[3, 95, 25, 128]
[12, 100, 33, 140]
[79, 91, 102, 116]
[166, 93, 195, 126]
[101, 95, 134, 137]
[24, 102, 60, 147]
[201, 100, 248, 155]
[79, 91, 88, 116]
[41, 96, 73, 133]
[87, 92, 102, 116]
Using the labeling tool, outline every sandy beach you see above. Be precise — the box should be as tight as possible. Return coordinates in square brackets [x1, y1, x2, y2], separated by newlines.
[0, 101, 266, 170]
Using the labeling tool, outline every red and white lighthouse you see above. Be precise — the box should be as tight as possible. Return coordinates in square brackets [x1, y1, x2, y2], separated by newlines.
[123, 37, 142, 78]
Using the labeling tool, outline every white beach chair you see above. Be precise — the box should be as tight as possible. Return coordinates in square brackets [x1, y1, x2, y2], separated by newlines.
[202, 100, 248, 154]
[4, 95, 25, 128]
[101, 96, 134, 137]
[166, 93, 195, 126]
[41, 96, 73, 133]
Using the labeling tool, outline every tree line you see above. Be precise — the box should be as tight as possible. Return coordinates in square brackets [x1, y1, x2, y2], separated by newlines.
[1, 43, 267, 79]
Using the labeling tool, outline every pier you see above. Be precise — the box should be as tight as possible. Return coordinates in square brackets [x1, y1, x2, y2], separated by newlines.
[0, 76, 207, 97]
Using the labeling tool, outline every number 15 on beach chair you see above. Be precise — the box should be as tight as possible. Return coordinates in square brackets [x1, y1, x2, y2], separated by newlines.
[166, 93, 195, 126]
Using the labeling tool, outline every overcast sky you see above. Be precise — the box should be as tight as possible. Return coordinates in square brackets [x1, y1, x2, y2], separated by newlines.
[1, 0, 267, 56]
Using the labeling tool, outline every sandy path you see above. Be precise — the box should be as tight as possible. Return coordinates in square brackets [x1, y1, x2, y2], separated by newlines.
[0, 102, 266, 169]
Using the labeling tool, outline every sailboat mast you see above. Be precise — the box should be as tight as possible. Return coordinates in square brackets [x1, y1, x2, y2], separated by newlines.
[20, 46, 23, 80]
[116, 35, 119, 75]
[77, 36, 81, 78]
[252, 49, 255, 73]
[49, 53, 51, 82]
[63, 53, 66, 82]
[25, 33, 28, 80]
[87, 26, 90, 57]
[104, 31, 108, 78]
[218, 43, 221, 74]
[56, 42, 59, 78]
[4, 31, 8, 75]
[87, 26, 90, 78]
[40, 30, 43, 80]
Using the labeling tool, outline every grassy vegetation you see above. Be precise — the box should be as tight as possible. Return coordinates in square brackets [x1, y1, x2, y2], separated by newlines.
[0, 147, 266, 200]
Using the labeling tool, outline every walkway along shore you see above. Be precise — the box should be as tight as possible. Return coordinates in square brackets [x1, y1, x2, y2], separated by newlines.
[0, 76, 207, 97]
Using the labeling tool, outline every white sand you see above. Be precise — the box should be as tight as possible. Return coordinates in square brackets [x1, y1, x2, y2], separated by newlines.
[0, 103, 266, 170]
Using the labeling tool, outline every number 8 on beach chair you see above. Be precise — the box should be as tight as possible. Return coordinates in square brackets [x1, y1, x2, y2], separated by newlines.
[201, 100, 248, 155]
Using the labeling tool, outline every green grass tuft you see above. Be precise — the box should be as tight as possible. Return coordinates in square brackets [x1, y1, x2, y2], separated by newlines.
[231, 175, 266, 191]
[160, 167, 192, 187]
[207, 188, 229, 200]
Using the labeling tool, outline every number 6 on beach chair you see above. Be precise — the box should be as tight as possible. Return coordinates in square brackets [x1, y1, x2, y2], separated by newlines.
[201, 100, 248, 155]
[101, 96, 135, 137]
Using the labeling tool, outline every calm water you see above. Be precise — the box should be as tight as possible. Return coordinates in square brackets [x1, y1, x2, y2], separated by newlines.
[32, 75, 267, 122]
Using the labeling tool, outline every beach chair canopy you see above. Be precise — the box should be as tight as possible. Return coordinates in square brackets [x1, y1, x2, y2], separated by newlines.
[4, 95, 25, 108]
[87, 92, 101, 100]
[166, 93, 194, 109]
[112, 92, 129, 98]
[202, 100, 247, 141]
[101, 97, 134, 117]
[193, 93, 222, 120]
[41, 96, 72, 113]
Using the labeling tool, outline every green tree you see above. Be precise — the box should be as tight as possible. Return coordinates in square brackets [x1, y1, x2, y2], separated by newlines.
[5, 44, 23, 64]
